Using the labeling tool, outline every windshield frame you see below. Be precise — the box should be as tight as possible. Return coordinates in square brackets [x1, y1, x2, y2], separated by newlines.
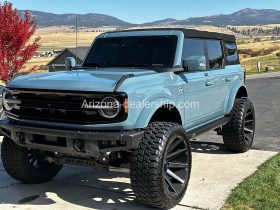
[82, 30, 185, 71]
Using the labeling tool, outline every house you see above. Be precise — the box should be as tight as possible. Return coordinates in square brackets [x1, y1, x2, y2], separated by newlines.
[47, 47, 89, 72]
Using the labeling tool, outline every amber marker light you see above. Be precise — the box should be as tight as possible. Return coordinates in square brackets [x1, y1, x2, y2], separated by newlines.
[124, 98, 129, 113]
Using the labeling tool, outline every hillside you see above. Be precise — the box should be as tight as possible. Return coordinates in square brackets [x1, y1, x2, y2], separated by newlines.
[19, 10, 133, 27]
[147, 8, 280, 26]
[20, 8, 280, 28]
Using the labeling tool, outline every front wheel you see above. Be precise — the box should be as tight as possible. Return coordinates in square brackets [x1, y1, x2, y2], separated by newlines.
[1, 137, 62, 184]
[130, 122, 192, 209]
[222, 98, 255, 153]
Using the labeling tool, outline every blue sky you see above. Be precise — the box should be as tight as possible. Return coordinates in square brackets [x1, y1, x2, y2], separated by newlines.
[7, 0, 280, 23]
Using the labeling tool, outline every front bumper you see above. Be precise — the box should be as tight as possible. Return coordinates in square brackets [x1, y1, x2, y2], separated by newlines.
[0, 119, 143, 157]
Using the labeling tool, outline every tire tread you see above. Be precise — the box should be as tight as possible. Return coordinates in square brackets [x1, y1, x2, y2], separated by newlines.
[130, 122, 191, 209]
[222, 98, 255, 153]
[1, 137, 62, 184]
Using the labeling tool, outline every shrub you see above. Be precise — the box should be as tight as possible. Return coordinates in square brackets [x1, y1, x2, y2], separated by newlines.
[238, 47, 279, 57]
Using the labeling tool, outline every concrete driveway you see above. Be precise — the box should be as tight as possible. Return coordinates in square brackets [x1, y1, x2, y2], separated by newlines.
[0, 138, 276, 210]
[0, 73, 279, 210]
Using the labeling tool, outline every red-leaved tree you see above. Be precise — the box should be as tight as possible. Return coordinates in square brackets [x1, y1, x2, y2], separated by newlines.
[0, 1, 40, 83]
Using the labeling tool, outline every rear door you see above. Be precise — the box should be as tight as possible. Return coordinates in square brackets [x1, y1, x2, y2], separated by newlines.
[204, 40, 228, 118]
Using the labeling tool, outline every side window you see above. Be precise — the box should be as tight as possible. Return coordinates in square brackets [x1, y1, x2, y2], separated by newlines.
[225, 42, 239, 64]
[206, 40, 224, 69]
[182, 39, 205, 59]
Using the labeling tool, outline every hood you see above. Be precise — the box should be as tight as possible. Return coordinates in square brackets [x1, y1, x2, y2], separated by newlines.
[7, 68, 157, 92]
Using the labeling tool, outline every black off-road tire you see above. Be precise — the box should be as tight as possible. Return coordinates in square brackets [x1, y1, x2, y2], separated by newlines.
[1, 137, 62, 184]
[130, 122, 192, 209]
[222, 98, 255, 153]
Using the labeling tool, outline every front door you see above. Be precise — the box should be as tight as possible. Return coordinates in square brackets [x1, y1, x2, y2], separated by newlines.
[180, 38, 217, 130]
[180, 70, 216, 129]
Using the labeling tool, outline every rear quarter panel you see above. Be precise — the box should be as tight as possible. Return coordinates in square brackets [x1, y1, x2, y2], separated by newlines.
[224, 64, 247, 114]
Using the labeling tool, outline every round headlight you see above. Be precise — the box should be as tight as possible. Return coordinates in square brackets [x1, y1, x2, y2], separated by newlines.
[98, 97, 121, 119]
[3, 91, 13, 111]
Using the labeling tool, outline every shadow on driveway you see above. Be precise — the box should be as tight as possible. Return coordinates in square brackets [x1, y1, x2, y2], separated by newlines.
[0, 139, 231, 210]
[191, 141, 233, 155]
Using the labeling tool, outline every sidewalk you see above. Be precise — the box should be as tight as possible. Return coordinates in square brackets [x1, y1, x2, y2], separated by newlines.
[0, 138, 277, 210]
[246, 71, 280, 80]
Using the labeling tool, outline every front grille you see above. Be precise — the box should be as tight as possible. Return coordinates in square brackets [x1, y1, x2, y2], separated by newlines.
[6, 89, 127, 124]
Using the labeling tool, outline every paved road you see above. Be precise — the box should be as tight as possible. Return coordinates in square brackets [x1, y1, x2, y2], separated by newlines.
[247, 76, 280, 151]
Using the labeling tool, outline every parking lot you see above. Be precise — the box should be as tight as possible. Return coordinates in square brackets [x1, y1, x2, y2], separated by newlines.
[0, 73, 279, 210]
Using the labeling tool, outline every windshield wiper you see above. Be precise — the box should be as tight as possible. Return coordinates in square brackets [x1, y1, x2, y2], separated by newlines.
[113, 64, 164, 69]
[114, 64, 148, 68]
[84, 62, 106, 68]
[83, 63, 167, 69]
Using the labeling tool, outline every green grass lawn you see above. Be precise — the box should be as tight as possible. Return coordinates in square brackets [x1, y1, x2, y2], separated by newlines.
[223, 153, 280, 210]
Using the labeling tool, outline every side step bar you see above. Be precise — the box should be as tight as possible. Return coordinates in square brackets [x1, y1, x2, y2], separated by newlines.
[186, 117, 230, 139]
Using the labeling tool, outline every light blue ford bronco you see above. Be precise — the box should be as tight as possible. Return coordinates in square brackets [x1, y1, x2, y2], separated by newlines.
[0, 28, 255, 209]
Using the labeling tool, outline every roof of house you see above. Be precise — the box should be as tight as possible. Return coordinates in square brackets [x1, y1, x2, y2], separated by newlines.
[108, 28, 236, 42]
[67, 47, 90, 61]
[47, 46, 89, 66]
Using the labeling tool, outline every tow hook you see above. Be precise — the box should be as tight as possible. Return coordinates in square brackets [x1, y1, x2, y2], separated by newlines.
[16, 132, 25, 144]
[97, 153, 110, 165]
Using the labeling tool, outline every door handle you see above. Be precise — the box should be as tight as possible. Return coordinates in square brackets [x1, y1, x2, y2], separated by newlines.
[205, 81, 214, 86]
[178, 86, 184, 92]
[225, 78, 232, 82]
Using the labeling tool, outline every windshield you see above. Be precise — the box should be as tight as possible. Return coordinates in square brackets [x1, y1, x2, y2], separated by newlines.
[83, 36, 178, 69]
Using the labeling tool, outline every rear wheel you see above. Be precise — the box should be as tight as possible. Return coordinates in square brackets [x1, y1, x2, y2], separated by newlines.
[1, 137, 62, 184]
[130, 122, 192, 209]
[222, 98, 255, 153]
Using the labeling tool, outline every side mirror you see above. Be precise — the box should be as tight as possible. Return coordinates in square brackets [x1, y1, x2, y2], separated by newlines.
[65, 57, 76, 70]
[183, 56, 207, 71]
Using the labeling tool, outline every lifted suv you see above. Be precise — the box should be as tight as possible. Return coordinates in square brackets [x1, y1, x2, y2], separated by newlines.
[0, 28, 255, 209]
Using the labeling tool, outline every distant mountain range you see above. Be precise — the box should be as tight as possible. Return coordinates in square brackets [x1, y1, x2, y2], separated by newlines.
[147, 8, 280, 26]
[20, 8, 280, 28]
[19, 10, 133, 27]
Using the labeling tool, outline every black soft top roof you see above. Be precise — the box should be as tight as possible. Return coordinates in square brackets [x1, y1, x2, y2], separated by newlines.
[112, 28, 236, 42]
